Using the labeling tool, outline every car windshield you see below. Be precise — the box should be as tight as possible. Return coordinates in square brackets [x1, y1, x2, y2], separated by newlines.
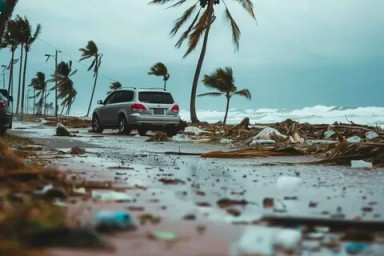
[139, 92, 174, 104]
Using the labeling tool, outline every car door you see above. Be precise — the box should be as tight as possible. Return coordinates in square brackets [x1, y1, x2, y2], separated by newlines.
[98, 92, 119, 125]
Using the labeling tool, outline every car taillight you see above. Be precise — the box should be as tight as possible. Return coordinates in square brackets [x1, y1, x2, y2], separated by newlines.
[0, 100, 5, 109]
[171, 104, 179, 113]
[131, 103, 146, 112]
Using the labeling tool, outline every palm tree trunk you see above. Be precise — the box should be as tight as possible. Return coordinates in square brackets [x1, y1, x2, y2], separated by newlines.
[16, 45, 23, 115]
[223, 96, 231, 125]
[86, 55, 99, 117]
[190, 0, 214, 123]
[163, 79, 166, 91]
[20, 48, 28, 120]
[7, 48, 15, 93]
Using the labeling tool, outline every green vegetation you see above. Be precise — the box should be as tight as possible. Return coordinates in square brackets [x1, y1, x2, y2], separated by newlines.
[198, 67, 251, 125]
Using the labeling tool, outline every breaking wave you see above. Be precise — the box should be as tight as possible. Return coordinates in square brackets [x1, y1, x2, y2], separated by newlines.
[179, 105, 384, 127]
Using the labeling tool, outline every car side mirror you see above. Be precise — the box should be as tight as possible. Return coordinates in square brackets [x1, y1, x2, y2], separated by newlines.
[97, 100, 103, 105]
[8, 96, 13, 101]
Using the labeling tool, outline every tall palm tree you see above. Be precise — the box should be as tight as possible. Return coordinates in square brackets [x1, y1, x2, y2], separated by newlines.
[148, 62, 170, 90]
[21, 17, 41, 120]
[53, 61, 78, 115]
[29, 71, 48, 115]
[2, 18, 20, 95]
[108, 81, 122, 94]
[198, 67, 251, 125]
[79, 40, 102, 117]
[149, 0, 256, 123]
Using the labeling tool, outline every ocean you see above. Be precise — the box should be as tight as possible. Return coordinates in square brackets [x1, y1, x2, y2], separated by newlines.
[179, 105, 384, 128]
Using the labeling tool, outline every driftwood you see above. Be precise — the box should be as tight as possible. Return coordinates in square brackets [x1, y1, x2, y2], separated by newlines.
[201, 147, 305, 158]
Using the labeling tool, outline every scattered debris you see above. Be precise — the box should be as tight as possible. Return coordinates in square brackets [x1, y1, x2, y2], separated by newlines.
[56, 123, 71, 136]
[69, 146, 86, 155]
[158, 178, 186, 185]
[93, 210, 136, 232]
[92, 190, 132, 202]
[146, 131, 168, 142]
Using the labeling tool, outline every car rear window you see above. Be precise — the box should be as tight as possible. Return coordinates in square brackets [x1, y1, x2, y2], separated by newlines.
[139, 92, 174, 104]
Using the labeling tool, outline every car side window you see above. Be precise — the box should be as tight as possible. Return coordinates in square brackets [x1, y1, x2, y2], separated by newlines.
[104, 92, 118, 104]
[120, 91, 134, 102]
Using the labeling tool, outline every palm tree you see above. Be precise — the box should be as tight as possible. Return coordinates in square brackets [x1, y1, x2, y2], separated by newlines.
[53, 61, 78, 115]
[148, 62, 170, 90]
[0, 0, 18, 38]
[79, 40, 102, 117]
[108, 81, 122, 94]
[29, 71, 48, 115]
[2, 18, 20, 95]
[16, 16, 41, 120]
[198, 67, 251, 125]
[149, 0, 256, 123]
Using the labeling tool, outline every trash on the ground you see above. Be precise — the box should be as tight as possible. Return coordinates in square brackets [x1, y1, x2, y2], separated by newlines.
[56, 123, 71, 136]
[249, 139, 276, 146]
[263, 198, 274, 208]
[147, 231, 178, 241]
[12, 143, 22, 150]
[273, 229, 302, 254]
[273, 200, 287, 213]
[229, 227, 275, 256]
[69, 146, 86, 155]
[146, 131, 168, 142]
[351, 160, 373, 169]
[276, 176, 302, 191]
[366, 131, 379, 140]
[345, 243, 368, 254]
[93, 210, 135, 231]
[73, 187, 87, 195]
[347, 136, 361, 143]
[324, 129, 336, 139]
[92, 190, 132, 202]
[34, 183, 67, 198]
[251, 127, 287, 141]
[171, 134, 190, 142]
[184, 126, 204, 135]
[139, 213, 162, 225]
[158, 178, 185, 185]
[220, 138, 232, 144]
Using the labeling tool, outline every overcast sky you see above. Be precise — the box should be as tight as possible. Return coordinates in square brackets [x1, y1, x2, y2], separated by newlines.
[3, 0, 384, 116]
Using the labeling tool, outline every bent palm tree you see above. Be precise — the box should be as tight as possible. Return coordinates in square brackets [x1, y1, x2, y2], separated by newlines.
[18, 16, 41, 119]
[53, 61, 77, 115]
[79, 40, 101, 117]
[148, 62, 170, 90]
[149, 0, 256, 123]
[29, 71, 48, 115]
[198, 67, 251, 125]
[108, 81, 122, 94]
[2, 18, 20, 95]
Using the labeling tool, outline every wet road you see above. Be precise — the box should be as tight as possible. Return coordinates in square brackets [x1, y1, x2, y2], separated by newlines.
[10, 121, 384, 255]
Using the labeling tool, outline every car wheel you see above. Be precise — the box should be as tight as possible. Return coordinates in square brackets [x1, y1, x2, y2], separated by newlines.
[138, 128, 147, 136]
[165, 127, 178, 137]
[0, 128, 6, 136]
[92, 115, 104, 133]
[118, 115, 131, 135]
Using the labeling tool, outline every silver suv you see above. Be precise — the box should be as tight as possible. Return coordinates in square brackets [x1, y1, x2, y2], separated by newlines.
[91, 88, 180, 136]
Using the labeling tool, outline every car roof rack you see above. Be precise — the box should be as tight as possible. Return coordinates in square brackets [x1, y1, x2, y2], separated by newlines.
[119, 86, 136, 90]
[139, 87, 166, 91]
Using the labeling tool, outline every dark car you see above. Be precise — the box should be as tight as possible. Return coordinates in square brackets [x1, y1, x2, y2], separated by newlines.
[92, 87, 180, 136]
[0, 89, 13, 136]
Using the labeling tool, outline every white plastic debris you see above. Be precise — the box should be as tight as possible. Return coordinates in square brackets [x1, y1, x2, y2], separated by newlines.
[171, 134, 190, 142]
[92, 190, 132, 202]
[347, 136, 361, 143]
[366, 131, 379, 140]
[184, 126, 204, 135]
[229, 227, 275, 256]
[351, 160, 373, 169]
[276, 176, 302, 191]
[289, 133, 304, 144]
[250, 139, 276, 146]
[273, 199, 287, 213]
[253, 127, 287, 141]
[324, 129, 336, 139]
[220, 138, 232, 144]
[273, 229, 302, 253]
